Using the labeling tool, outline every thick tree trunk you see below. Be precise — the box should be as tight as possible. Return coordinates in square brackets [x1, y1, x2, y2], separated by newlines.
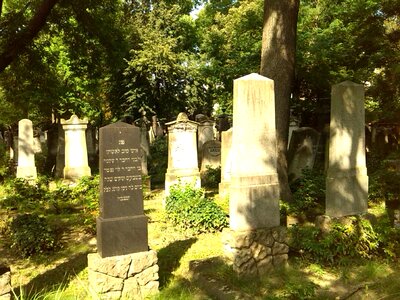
[260, 0, 299, 203]
[0, 0, 60, 73]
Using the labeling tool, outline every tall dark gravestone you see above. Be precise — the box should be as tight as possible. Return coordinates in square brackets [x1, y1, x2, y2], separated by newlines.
[97, 122, 148, 258]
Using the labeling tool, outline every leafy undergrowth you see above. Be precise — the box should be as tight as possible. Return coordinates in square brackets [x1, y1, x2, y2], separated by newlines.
[1, 188, 400, 299]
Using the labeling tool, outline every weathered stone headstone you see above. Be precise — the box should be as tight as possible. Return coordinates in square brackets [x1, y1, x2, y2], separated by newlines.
[287, 127, 320, 181]
[16, 119, 37, 180]
[197, 116, 215, 164]
[61, 115, 91, 180]
[230, 74, 280, 230]
[223, 74, 287, 276]
[288, 115, 300, 148]
[54, 124, 65, 178]
[216, 111, 231, 141]
[165, 113, 200, 195]
[89, 121, 159, 300]
[219, 128, 232, 199]
[200, 140, 221, 173]
[326, 81, 368, 217]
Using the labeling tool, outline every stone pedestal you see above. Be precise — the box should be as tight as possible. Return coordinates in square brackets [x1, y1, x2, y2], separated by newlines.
[326, 81, 368, 217]
[88, 251, 159, 300]
[61, 115, 91, 180]
[165, 113, 201, 195]
[222, 228, 288, 276]
[16, 119, 37, 180]
[0, 265, 11, 300]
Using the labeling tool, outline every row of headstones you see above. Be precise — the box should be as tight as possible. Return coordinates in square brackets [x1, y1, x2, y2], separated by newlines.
[91, 76, 367, 297]
[2, 75, 368, 299]
[14, 115, 92, 181]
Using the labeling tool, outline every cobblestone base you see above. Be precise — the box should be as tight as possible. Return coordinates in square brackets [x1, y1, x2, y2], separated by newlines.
[88, 250, 159, 300]
[0, 266, 11, 300]
[222, 227, 289, 276]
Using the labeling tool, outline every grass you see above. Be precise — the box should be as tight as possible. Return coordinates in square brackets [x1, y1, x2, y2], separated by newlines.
[2, 185, 400, 299]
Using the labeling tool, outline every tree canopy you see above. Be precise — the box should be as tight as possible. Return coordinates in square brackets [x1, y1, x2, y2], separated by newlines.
[0, 0, 398, 127]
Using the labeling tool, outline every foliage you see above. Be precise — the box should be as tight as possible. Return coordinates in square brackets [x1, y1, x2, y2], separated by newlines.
[70, 175, 99, 233]
[0, 175, 99, 232]
[123, 2, 209, 119]
[295, 0, 400, 123]
[9, 213, 60, 257]
[0, 141, 12, 180]
[196, 0, 263, 109]
[368, 152, 400, 204]
[148, 137, 168, 185]
[287, 169, 325, 219]
[290, 217, 381, 265]
[165, 183, 228, 233]
[201, 165, 221, 189]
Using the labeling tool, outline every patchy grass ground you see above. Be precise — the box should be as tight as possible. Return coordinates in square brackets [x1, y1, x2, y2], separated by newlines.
[1, 187, 400, 299]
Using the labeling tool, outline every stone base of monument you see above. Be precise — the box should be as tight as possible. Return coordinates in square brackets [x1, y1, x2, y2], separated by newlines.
[218, 181, 230, 199]
[326, 171, 368, 217]
[63, 166, 91, 180]
[222, 227, 289, 276]
[0, 265, 11, 300]
[16, 166, 37, 180]
[165, 170, 201, 195]
[88, 250, 159, 300]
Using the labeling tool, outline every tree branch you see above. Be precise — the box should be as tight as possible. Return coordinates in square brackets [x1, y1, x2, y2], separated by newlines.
[0, 0, 60, 73]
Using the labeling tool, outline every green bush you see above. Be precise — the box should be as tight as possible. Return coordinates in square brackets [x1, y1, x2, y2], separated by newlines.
[166, 183, 228, 233]
[0, 142, 12, 180]
[71, 175, 99, 233]
[1, 177, 49, 210]
[10, 213, 60, 257]
[288, 169, 325, 219]
[148, 137, 168, 185]
[201, 166, 221, 189]
[290, 217, 380, 264]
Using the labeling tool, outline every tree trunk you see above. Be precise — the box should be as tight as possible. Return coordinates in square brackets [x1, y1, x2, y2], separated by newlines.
[260, 0, 299, 203]
[0, 0, 60, 73]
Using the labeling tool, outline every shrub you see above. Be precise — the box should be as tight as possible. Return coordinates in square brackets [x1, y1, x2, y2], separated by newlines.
[290, 217, 380, 264]
[9, 213, 60, 257]
[166, 183, 228, 233]
[288, 169, 325, 219]
[201, 166, 221, 189]
[148, 137, 168, 185]
[71, 175, 99, 233]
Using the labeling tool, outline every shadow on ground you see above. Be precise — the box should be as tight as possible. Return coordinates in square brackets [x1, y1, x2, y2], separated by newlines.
[14, 252, 88, 297]
[157, 237, 197, 288]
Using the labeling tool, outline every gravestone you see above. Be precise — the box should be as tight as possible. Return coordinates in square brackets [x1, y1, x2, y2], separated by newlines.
[223, 74, 288, 276]
[287, 127, 320, 182]
[61, 115, 91, 180]
[165, 113, 200, 195]
[97, 122, 148, 257]
[326, 81, 368, 217]
[16, 119, 37, 180]
[216, 111, 231, 141]
[197, 116, 215, 165]
[89, 122, 159, 299]
[219, 128, 232, 199]
[54, 124, 65, 178]
[200, 140, 221, 173]
[288, 115, 300, 148]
